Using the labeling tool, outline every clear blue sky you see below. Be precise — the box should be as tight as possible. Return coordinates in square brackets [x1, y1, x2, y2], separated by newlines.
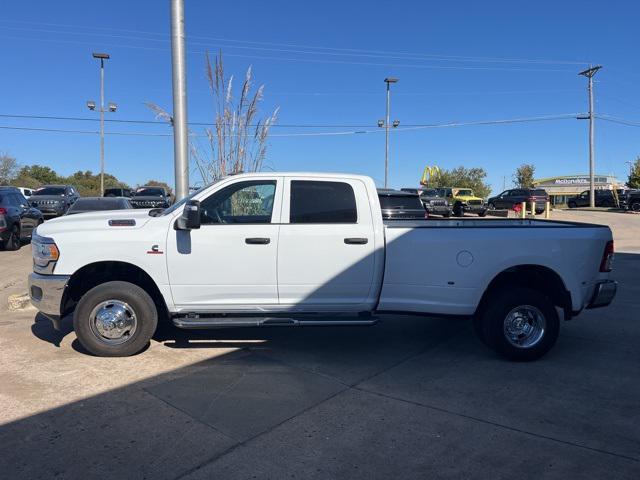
[0, 0, 638, 194]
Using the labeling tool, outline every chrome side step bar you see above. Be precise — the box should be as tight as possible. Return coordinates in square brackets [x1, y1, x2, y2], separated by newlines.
[172, 315, 378, 329]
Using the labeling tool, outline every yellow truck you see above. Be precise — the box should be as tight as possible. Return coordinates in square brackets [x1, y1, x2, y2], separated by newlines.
[437, 187, 487, 217]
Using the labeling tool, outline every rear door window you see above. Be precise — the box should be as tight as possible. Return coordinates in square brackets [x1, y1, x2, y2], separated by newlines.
[289, 181, 357, 223]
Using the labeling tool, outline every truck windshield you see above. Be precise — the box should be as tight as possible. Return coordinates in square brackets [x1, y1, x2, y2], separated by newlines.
[159, 183, 213, 216]
[379, 195, 423, 209]
[456, 189, 473, 196]
[135, 188, 165, 197]
[33, 187, 65, 196]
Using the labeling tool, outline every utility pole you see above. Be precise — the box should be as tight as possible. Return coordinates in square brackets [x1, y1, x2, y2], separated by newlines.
[578, 65, 602, 208]
[88, 53, 116, 196]
[380, 77, 399, 188]
[170, 0, 189, 201]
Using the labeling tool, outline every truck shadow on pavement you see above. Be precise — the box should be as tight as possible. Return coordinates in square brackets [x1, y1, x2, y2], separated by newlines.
[13, 253, 639, 479]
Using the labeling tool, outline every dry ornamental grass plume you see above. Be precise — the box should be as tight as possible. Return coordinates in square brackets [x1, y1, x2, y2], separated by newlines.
[147, 50, 279, 185]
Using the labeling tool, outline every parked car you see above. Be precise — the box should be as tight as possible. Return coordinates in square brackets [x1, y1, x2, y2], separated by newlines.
[488, 188, 549, 214]
[378, 189, 428, 220]
[30, 185, 80, 218]
[0, 186, 43, 250]
[65, 197, 133, 215]
[16, 187, 34, 198]
[419, 188, 452, 217]
[400, 188, 420, 195]
[437, 187, 487, 217]
[130, 186, 171, 209]
[29, 172, 616, 362]
[567, 189, 618, 208]
[104, 187, 132, 198]
[623, 190, 640, 212]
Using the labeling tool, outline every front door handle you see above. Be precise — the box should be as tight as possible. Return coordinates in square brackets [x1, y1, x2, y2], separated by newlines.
[245, 237, 271, 245]
[344, 237, 368, 245]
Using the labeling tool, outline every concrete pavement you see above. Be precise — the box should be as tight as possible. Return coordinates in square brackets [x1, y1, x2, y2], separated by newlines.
[0, 216, 639, 479]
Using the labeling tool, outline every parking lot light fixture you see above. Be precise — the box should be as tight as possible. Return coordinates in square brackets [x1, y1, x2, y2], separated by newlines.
[383, 77, 399, 188]
[88, 52, 117, 196]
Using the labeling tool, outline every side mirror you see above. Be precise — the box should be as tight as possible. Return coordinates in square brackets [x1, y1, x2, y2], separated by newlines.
[175, 200, 201, 230]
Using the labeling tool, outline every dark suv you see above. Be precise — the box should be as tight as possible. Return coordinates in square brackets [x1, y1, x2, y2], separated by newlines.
[567, 190, 617, 208]
[0, 186, 44, 250]
[30, 185, 80, 218]
[378, 189, 428, 220]
[622, 190, 640, 212]
[487, 188, 549, 214]
[418, 188, 452, 217]
[104, 187, 132, 198]
[130, 186, 171, 209]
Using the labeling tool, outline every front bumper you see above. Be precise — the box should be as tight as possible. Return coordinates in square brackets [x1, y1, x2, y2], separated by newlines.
[463, 203, 486, 213]
[425, 204, 452, 216]
[28, 272, 70, 329]
[586, 280, 617, 309]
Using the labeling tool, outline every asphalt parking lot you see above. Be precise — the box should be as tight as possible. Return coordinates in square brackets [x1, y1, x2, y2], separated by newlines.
[0, 210, 638, 479]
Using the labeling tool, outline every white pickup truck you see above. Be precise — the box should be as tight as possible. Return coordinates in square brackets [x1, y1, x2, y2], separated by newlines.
[29, 172, 617, 360]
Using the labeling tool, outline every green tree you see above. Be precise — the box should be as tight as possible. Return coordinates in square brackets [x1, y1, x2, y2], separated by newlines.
[17, 165, 60, 185]
[430, 166, 491, 199]
[64, 170, 127, 196]
[628, 157, 640, 189]
[0, 153, 19, 184]
[513, 163, 536, 189]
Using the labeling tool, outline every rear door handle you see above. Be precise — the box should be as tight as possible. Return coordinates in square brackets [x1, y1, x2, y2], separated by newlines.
[344, 237, 368, 245]
[245, 237, 271, 245]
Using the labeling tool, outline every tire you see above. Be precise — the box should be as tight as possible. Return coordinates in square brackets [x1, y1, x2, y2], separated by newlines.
[631, 201, 640, 212]
[488, 203, 495, 210]
[443, 211, 451, 218]
[73, 281, 158, 357]
[478, 210, 487, 217]
[568, 201, 577, 209]
[453, 204, 464, 217]
[4, 225, 21, 251]
[476, 287, 559, 361]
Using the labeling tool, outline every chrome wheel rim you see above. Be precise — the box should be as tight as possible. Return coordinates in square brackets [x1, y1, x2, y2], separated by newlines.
[503, 305, 546, 349]
[89, 300, 137, 345]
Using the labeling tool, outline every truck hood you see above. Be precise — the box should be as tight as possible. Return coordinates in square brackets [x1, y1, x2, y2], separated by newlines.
[131, 195, 166, 201]
[30, 195, 67, 203]
[36, 209, 155, 237]
[455, 195, 483, 202]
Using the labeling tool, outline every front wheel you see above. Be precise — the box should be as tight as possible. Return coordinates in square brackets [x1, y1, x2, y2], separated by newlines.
[3, 225, 21, 251]
[73, 281, 158, 357]
[477, 210, 487, 217]
[568, 201, 577, 209]
[631, 201, 640, 212]
[453, 204, 464, 217]
[475, 287, 559, 361]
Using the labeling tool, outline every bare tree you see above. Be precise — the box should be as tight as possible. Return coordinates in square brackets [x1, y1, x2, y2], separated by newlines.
[0, 153, 19, 184]
[147, 51, 278, 185]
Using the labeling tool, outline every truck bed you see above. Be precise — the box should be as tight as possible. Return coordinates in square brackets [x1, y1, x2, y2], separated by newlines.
[383, 218, 610, 229]
[378, 218, 612, 316]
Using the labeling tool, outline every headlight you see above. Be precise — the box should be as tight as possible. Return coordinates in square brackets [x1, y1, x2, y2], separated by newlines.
[32, 233, 60, 272]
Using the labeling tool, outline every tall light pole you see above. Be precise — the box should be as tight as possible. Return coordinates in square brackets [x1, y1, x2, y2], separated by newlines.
[88, 52, 116, 196]
[170, 0, 189, 201]
[381, 77, 399, 188]
[578, 65, 602, 208]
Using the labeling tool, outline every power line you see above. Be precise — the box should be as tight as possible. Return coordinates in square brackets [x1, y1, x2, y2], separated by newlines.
[0, 33, 578, 73]
[0, 112, 582, 129]
[0, 113, 587, 137]
[0, 19, 590, 66]
[597, 114, 640, 127]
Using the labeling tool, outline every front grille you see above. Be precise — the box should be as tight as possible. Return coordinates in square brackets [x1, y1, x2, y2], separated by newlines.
[468, 200, 482, 205]
[429, 200, 447, 206]
[132, 200, 161, 208]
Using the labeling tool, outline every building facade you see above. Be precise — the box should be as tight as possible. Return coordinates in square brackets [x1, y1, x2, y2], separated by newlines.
[532, 174, 623, 206]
